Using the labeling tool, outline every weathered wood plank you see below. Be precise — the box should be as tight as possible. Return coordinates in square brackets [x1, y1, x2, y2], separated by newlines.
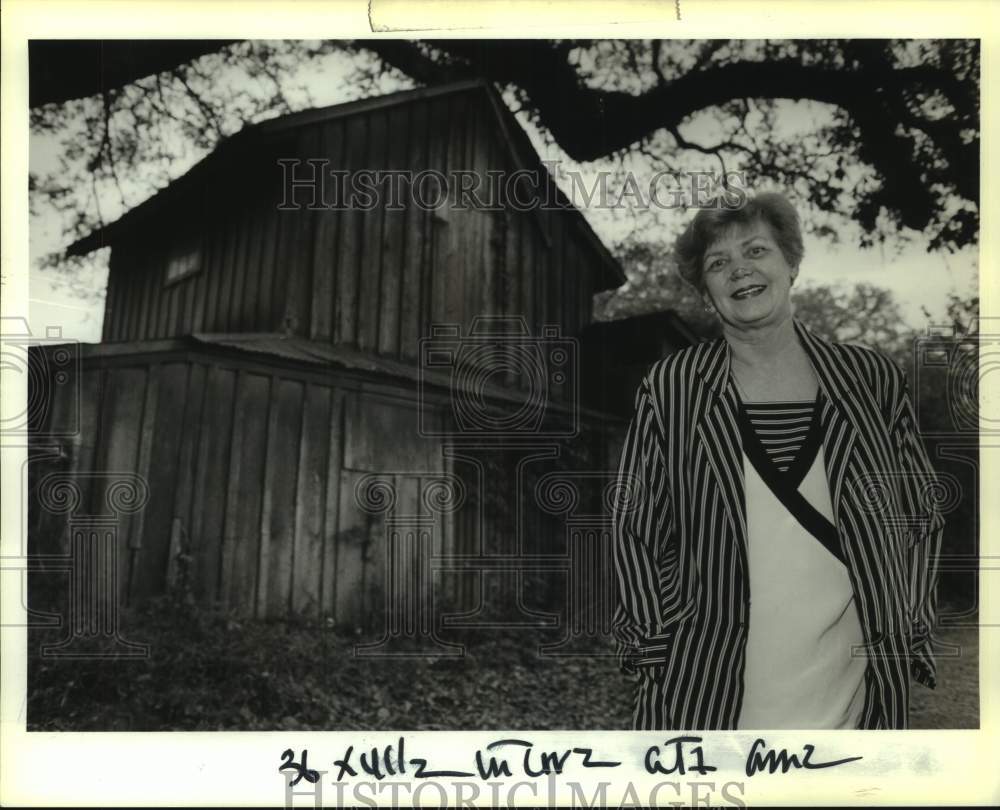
[226, 214, 249, 332]
[198, 221, 222, 333]
[257, 202, 282, 330]
[377, 104, 410, 357]
[126, 247, 145, 340]
[158, 252, 176, 339]
[68, 368, 104, 540]
[565, 221, 580, 337]
[428, 214, 451, 330]
[179, 265, 197, 335]
[335, 463, 368, 629]
[465, 96, 489, 321]
[335, 114, 369, 346]
[422, 97, 453, 344]
[311, 118, 346, 341]
[279, 126, 322, 336]
[581, 249, 596, 334]
[130, 362, 188, 601]
[126, 262, 142, 340]
[242, 199, 267, 331]
[398, 98, 430, 361]
[168, 362, 207, 590]
[183, 231, 205, 334]
[94, 366, 148, 603]
[220, 371, 270, 616]
[443, 93, 470, 327]
[534, 228, 548, 356]
[502, 210, 518, 321]
[246, 200, 268, 334]
[190, 365, 236, 603]
[320, 388, 345, 619]
[199, 223, 219, 333]
[127, 361, 160, 562]
[215, 216, 239, 332]
[136, 251, 154, 340]
[548, 208, 564, 332]
[292, 383, 332, 617]
[138, 251, 157, 340]
[164, 262, 181, 337]
[229, 200, 253, 331]
[258, 377, 304, 618]
[357, 110, 388, 353]
[120, 252, 138, 340]
[517, 217, 534, 341]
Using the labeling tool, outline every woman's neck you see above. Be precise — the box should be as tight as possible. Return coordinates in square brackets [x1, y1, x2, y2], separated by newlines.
[722, 312, 799, 369]
[723, 313, 818, 401]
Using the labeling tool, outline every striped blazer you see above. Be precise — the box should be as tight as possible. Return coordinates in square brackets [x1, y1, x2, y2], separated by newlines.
[612, 319, 944, 729]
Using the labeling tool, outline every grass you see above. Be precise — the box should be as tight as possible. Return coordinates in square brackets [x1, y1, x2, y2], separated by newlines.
[26, 594, 978, 731]
[910, 624, 979, 729]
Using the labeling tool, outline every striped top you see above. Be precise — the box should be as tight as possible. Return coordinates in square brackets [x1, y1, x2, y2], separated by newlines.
[743, 399, 818, 472]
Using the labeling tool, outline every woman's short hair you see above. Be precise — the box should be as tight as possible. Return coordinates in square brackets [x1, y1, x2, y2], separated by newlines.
[673, 192, 805, 291]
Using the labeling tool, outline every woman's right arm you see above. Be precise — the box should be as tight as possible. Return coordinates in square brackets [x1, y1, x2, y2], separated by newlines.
[611, 373, 673, 675]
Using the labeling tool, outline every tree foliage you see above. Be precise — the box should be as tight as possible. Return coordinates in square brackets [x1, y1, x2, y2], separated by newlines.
[30, 41, 400, 249]
[790, 282, 912, 364]
[32, 39, 978, 255]
[342, 39, 980, 251]
[594, 237, 721, 335]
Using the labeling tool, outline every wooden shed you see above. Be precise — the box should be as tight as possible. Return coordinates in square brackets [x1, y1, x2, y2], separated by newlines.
[29, 80, 694, 633]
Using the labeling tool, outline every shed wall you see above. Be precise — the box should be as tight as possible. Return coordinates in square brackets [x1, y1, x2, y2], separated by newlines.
[29, 349, 463, 628]
[101, 89, 609, 409]
[28, 346, 620, 627]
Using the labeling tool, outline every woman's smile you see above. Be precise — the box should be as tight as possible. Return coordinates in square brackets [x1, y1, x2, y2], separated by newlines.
[731, 283, 767, 300]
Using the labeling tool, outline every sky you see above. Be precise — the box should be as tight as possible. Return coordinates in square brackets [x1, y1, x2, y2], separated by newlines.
[27, 42, 979, 343]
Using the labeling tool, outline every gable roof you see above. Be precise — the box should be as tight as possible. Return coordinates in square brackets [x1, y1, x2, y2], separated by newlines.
[66, 79, 626, 289]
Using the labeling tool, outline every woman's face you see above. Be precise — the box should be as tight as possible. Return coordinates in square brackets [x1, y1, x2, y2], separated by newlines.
[701, 219, 797, 330]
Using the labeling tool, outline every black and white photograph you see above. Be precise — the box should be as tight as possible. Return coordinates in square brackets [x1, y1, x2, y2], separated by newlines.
[2, 2, 996, 806]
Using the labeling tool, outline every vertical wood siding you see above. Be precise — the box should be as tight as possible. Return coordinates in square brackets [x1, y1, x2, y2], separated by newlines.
[100, 88, 611, 407]
[29, 351, 464, 625]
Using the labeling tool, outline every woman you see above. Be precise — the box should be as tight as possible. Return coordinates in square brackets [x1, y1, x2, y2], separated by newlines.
[612, 192, 943, 730]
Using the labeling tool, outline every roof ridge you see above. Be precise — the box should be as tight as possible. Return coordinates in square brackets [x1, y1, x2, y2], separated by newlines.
[64, 77, 625, 289]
